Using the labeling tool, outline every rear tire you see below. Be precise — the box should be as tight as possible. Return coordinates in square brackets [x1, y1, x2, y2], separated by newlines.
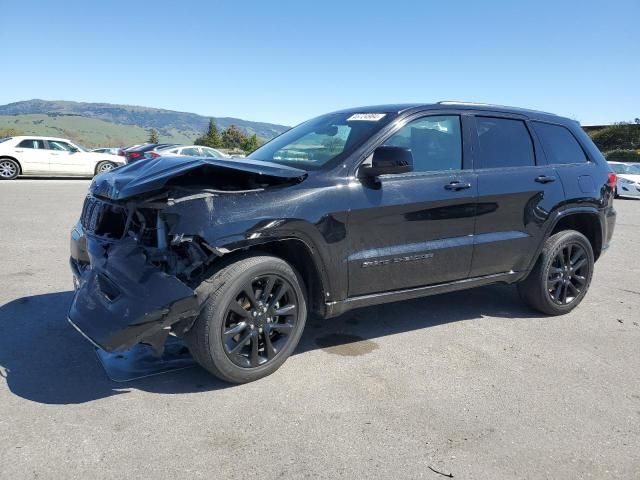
[0, 158, 20, 180]
[186, 255, 307, 384]
[517, 230, 594, 315]
[95, 161, 116, 175]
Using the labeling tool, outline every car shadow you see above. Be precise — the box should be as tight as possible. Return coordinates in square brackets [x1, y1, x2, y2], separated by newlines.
[0, 284, 541, 405]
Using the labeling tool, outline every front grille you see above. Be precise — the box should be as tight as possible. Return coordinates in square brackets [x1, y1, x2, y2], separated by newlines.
[80, 195, 128, 239]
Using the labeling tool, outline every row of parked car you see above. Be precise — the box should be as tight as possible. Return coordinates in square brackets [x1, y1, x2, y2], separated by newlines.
[0, 136, 230, 179]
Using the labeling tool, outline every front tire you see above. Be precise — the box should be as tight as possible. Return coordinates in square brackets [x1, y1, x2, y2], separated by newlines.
[518, 230, 594, 315]
[0, 158, 20, 180]
[186, 255, 307, 383]
[95, 161, 116, 175]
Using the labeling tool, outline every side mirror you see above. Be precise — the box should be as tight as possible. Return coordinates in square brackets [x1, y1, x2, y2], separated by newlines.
[359, 146, 413, 178]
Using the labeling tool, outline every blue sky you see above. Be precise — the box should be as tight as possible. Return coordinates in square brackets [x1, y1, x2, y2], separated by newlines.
[1, 0, 638, 126]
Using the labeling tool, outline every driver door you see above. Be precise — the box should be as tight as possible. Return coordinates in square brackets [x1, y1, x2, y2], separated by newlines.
[346, 113, 478, 296]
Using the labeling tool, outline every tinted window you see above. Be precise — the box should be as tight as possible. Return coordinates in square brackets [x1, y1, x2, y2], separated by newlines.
[383, 115, 462, 172]
[533, 122, 588, 164]
[18, 139, 45, 149]
[476, 117, 535, 168]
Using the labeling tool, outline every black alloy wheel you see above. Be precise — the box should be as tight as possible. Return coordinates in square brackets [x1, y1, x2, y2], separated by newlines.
[518, 230, 594, 315]
[186, 254, 307, 384]
[546, 243, 590, 305]
[222, 274, 299, 368]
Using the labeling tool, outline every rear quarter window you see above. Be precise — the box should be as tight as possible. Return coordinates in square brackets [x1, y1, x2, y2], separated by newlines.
[532, 122, 588, 164]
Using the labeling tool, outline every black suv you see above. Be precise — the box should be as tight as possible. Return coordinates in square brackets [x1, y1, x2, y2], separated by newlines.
[69, 102, 617, 383]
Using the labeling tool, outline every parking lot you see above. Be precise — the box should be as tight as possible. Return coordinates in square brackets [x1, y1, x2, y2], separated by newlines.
[0, 179, 639, 479]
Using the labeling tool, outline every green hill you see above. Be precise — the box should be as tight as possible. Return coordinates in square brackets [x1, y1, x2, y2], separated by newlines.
[0, 114, 197, 147]
[0, 99, 289, 148]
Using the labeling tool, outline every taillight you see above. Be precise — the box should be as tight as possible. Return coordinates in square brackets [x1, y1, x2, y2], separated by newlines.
[608, 172, 617, 189]
[148, 152, 160, 159]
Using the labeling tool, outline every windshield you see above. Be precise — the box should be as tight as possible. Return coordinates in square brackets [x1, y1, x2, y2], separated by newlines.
[248, 112, 396, 170]
[611, 162, 640, 175]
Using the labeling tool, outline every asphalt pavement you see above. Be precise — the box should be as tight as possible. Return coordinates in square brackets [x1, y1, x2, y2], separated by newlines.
[1, 179, 639, 479]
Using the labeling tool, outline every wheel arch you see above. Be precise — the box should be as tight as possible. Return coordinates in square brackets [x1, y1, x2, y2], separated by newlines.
[548, 209, 603, 261]
[207, 237, 330, 318]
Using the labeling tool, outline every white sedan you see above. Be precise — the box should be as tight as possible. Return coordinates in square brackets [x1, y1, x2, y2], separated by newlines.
[609, 161, 640, 198]
[0, 135, 126, 179]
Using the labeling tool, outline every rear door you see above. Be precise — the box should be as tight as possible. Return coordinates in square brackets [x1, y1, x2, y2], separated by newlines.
[531, 121, 600, 201]
[469, 114, 565, 277]
[14, 139, 49, 173]
[347, 113, 478, 296]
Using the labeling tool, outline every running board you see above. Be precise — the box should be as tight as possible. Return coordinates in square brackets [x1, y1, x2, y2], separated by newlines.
[325, 271, 520, 318]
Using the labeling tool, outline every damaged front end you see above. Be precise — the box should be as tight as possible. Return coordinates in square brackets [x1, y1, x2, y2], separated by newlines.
[68, 195, 206, 354]
[68, 156, 307, 354]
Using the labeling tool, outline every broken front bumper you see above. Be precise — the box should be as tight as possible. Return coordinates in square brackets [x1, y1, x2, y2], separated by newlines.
[68, 223, 199, 352]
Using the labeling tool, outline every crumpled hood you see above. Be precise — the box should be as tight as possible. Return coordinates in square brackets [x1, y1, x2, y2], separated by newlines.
[90, 156, 308, 200]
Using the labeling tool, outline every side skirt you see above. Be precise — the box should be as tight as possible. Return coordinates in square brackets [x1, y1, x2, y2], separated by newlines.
[324, 271, 522, 318]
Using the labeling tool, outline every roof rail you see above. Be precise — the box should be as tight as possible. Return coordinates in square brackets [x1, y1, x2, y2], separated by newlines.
[437, 101, 495, 106]
[437, 101, 558, 116]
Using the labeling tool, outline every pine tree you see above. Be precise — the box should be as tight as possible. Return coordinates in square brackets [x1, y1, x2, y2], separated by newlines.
[242, 134, 259, 153]
[195, 119, 223, 148]
[148, 128, 159, 144]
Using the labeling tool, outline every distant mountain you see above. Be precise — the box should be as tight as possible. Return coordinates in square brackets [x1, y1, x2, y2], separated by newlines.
[0, 99, 289, 147]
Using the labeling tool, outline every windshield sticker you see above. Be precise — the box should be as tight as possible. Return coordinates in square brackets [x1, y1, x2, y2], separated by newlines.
[347, 113, 386, 121]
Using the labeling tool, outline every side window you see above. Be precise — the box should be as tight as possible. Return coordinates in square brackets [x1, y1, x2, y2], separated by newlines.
[202, 148, 223, 158]
[181, 147, 201, 156]
[47, 140, 72, 151]
[382, 115, 462, 172]
[17, 139, 36, 148]
[532, 122, 588, 164]
[476, 117, 535, 168]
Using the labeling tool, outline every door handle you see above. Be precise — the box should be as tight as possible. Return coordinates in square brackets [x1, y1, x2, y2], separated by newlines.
[535, 175, 556, 184]
[444, 181, 472, 191]
[15, 149, 23, 153]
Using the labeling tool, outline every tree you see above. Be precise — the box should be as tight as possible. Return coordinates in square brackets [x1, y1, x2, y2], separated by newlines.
[195, 119, 223, 148]
[0, 127, 21, 137]
[241, 134, 259, 153]
[148, 128, 160, 144]
[221, 125, 245, 150]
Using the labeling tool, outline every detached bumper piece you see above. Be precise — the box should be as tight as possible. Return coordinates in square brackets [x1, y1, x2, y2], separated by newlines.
[95, 336, 197, 382]
[68, 236, 199, 353]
